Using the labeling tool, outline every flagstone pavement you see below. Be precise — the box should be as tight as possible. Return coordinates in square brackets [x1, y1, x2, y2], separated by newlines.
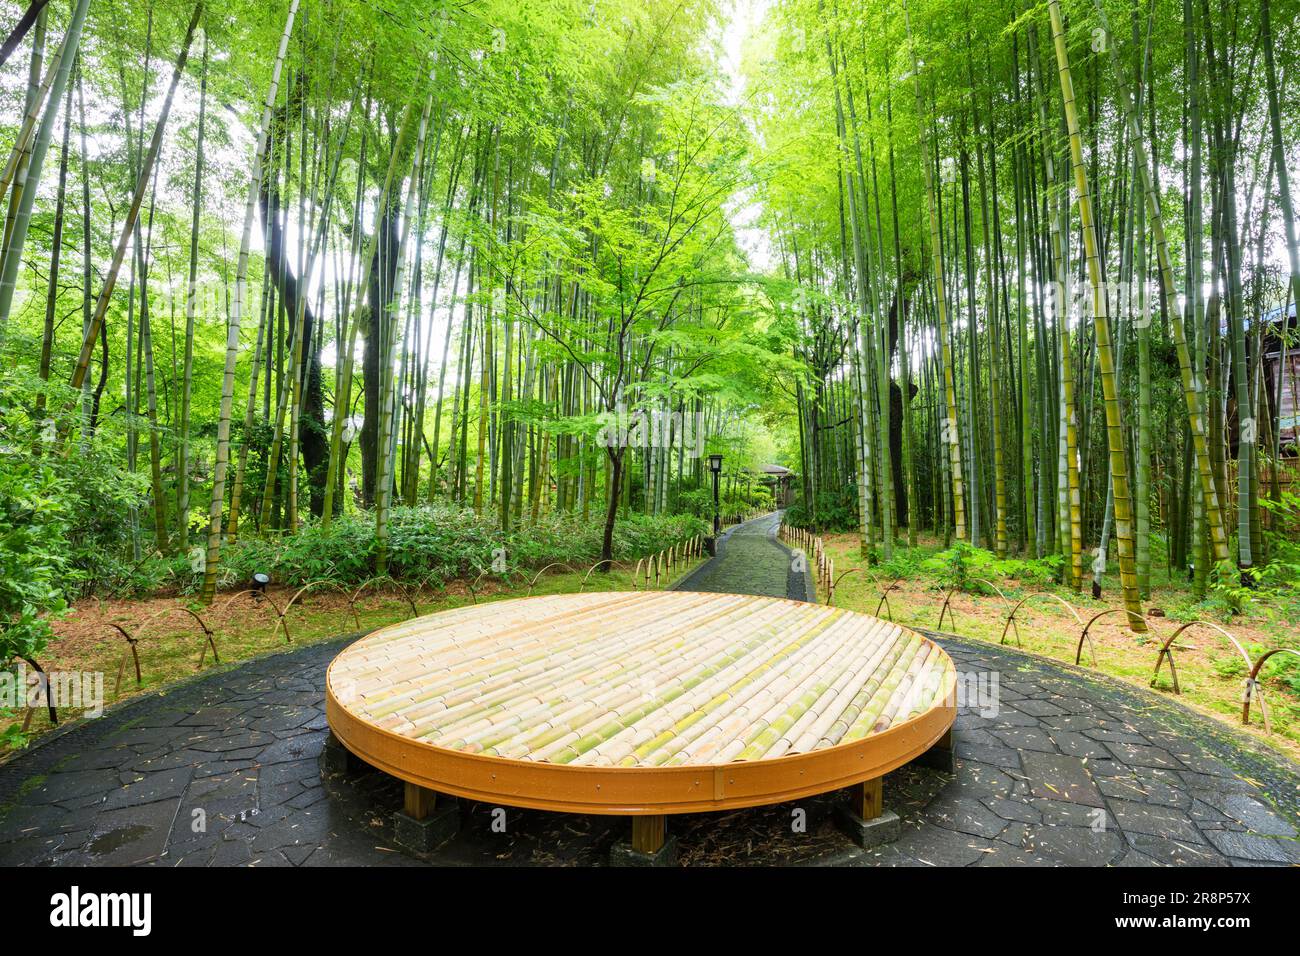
[1, 513, 1297, 866]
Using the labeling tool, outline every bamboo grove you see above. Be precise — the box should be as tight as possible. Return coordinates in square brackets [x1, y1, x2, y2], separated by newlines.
[750, 0, 1300, 629]
[1, 0, 1298, 632]
[0, 0, 785, 604]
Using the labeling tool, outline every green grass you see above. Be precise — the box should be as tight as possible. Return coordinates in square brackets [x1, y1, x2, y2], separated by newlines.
[818, 531, 1300, 761]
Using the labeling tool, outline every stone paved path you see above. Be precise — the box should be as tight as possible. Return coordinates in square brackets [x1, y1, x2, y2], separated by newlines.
[2, 513, 1298, 866]
[673, 511, 814, 601]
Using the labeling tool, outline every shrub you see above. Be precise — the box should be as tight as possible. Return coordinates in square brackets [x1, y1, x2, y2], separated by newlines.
[786, 483, 857, 531]
[0, 376, 144, 745]
[170, 503, 708, 592]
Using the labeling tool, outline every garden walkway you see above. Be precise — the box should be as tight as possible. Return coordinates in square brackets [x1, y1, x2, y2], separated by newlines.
[1, 513, 1298, 866]
[671, 510, 814, 601]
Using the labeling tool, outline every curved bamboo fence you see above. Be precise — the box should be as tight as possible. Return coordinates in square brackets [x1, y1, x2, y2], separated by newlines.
[776, 521, 1300, 736]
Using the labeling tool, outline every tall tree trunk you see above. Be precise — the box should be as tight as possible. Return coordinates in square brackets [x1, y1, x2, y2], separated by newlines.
[177, 38, 207, 550]
[321, 95, 421, 526]
[905, 0, 967, 542]
[1047, 0, 1144, 631]
[0, 0, 90, 347]
[200, 0, 297, 603]
[68, 0, 199, 394]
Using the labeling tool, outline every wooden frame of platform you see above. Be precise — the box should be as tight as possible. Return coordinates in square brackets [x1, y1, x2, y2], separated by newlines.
[325, 591, 957, 858]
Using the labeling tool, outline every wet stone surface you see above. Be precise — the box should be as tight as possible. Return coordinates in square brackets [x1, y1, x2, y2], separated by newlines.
[672, 512, 813, 602]
[1, 514, 1298, 866]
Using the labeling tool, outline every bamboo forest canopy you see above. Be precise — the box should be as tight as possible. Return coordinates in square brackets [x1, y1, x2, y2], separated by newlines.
[743, 0, 1300, 630]
[1, 0, 1299, 642]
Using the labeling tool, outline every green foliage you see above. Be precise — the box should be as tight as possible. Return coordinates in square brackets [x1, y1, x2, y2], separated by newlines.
[1260, 652, 1300, 695]
[923, 542, 990, 591]
[877, 547, 928, 579]
[169, 503, 706, 591]
[1208, 559, 1255, 618]
[785, 484, 858, 531]
[0, 375, 147, 664]
[0, 455, 69, 667]
[0, 376, 140, 742]
[921, 541, 1057, 593]
[675, 482, 772, 520]
[1258, 491, 1300, 595]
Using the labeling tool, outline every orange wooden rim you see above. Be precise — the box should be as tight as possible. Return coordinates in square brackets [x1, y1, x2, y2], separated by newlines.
[325, 594, 957, 815]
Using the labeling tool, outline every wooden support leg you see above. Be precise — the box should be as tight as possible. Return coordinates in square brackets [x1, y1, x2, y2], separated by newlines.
[611, 814, 677, 866]
[322, 731, 361, 775]
[835, 775, 900, 849]
[914, 727, 957, 773]
[404, 781, 437, 821]
[853, 777, 884, 821]
[393, 781, 458, 853]
[631, 815, 667, 854]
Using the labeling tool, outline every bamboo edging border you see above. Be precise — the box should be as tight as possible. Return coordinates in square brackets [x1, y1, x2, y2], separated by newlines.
[778, 523, 1300, 732]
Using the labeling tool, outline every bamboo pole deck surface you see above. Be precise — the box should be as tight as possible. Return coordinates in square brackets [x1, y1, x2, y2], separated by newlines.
[326, 591, 956, 814]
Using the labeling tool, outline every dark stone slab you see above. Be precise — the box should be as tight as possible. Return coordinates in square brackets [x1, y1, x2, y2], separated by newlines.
[22, 768, 120, 804]
[1124, 831, 1230, 866]
[103, 768, 193, 811]
[1220, 794, 1297, 837]
[1049, 730, 1111, 760]
[2, 514, 1299, 868]
[1019, 824, 1125, 866]
[1014, 699, 1066, 718]
[980, 796, 1042, 825]
[1030, 798, 1109, 829]
[1203, 829, 1300, 864]
[924, 796, 1007, 839]
[972, 841, 1059, 866]
[1107, 800, 1204, 843]
[1020, 751, 1105, 808]
[1105, 742, 1186, 771]
[81, 797, 181, 865]
[990, 726, 1058, 753]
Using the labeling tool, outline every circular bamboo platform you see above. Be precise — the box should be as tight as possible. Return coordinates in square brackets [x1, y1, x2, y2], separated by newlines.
[325, 591, 957, 815]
